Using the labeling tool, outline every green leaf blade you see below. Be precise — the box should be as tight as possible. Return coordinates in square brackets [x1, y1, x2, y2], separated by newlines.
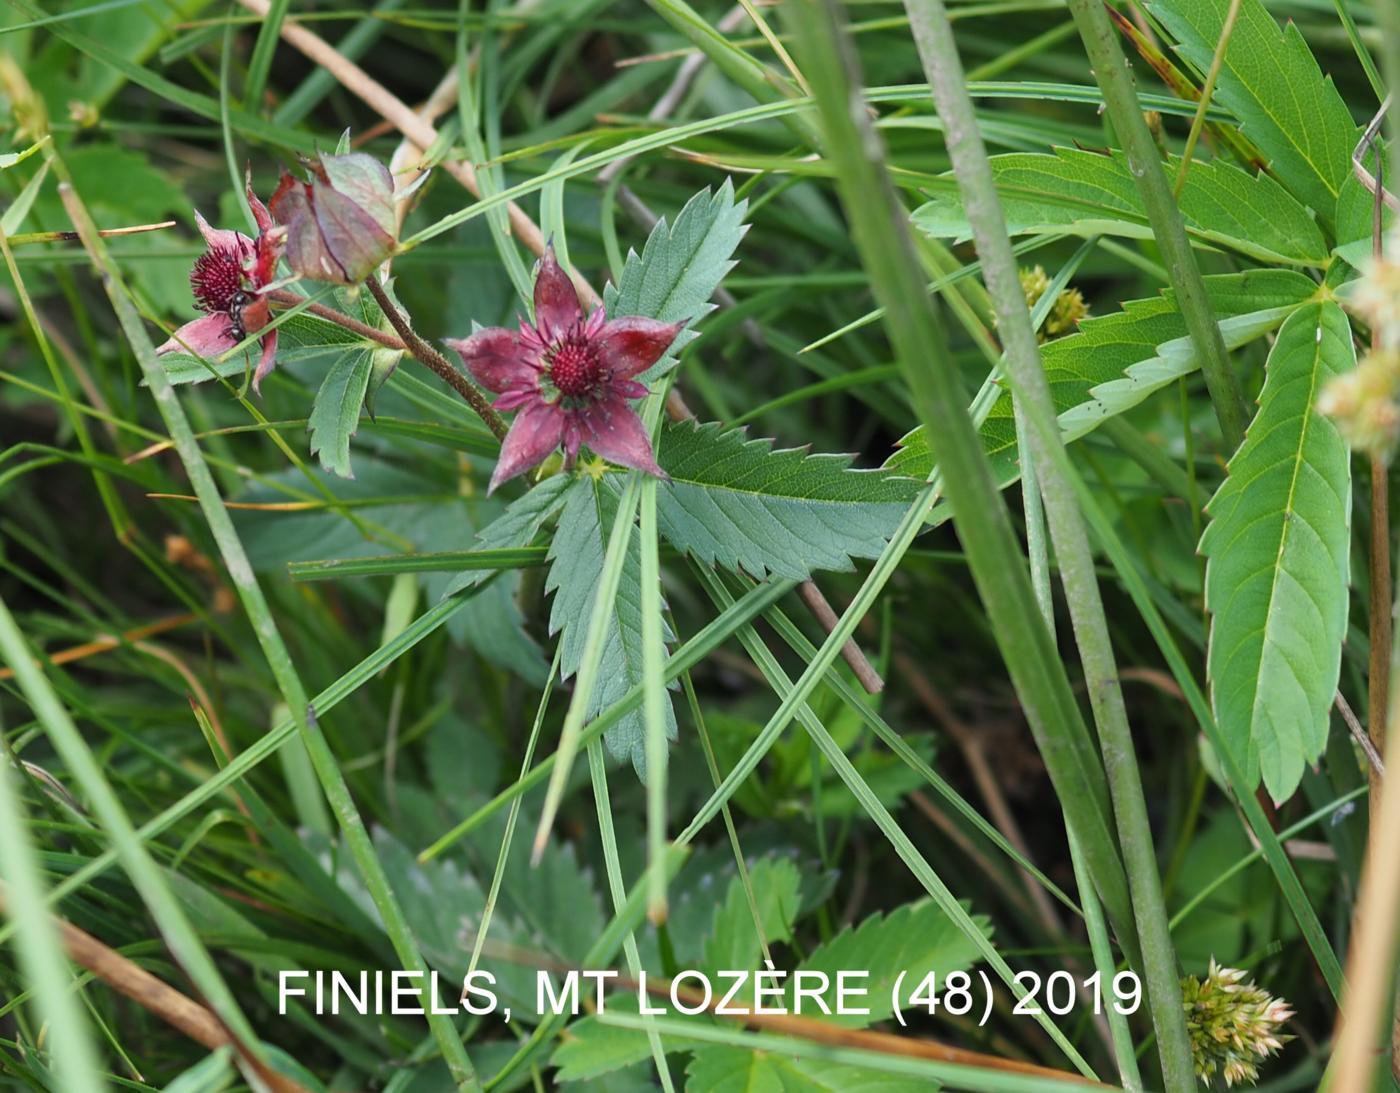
[307, 348, 374, 478]
[658, 420, 921, 580]
[1200, 300, 1354, 800]
[1146, 0, 1359, 226]
[914, 147, 1329, 266]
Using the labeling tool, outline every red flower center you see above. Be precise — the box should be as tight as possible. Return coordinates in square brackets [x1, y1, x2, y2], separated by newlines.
[548, 335, 603, 397]
[191, 243, 247, 314]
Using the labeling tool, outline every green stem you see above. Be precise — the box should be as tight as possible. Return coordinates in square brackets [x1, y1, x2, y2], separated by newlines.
[0, 624, 106, 1090]
[1064, 0, 1247, 450]
[899, 3, 1195, 1087]
[60, 184, 483, 1092]
[784, 0, 1134, 963]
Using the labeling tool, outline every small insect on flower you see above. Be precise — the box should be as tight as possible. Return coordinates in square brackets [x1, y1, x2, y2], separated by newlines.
[157, 176, 286, 392]
[446, 247, 684, 494]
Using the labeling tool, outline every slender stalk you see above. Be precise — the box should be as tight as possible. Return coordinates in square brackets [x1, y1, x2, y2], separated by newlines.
[0, 769, 105, 1088]
[899, 4, 1194, 1087]
[1064, 0, 1247, 450]
[61, 184, 484, 1092]
[1171, 0, 1243, 195]
[640, 479, 670, 922]
[783, 0, 1135, 962]
[363, 277, 508, 441]
[1332, 13, 1400, 1088]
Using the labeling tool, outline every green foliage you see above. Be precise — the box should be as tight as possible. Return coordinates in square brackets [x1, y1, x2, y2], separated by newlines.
[603, 179, 749, 376]
[789, 899, 990, 1029]
[308, 348, 373, 477]
[684, 1049, 928, 1093]
[1147, 0, 1359, 226]
[886, 270, 1317, 481]
[657, 420, 921, 580]
[547, 477, 675, 769]
[1200, 301, 1355, 800]
[913, 147, 1330, 266]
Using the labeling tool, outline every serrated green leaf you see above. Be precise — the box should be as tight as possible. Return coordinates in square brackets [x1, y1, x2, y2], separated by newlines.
[307, 349, 373, 478]
[440, 475, 573, 598]
[791, 899, 989, 1029]
[701, 858, 802, 976]
[913, 147, 1328, 266]
[685, 1048, 929, 1093]
[1200, 301, 1354, 801]
[656, 420, 920, 580]
[886, 270, 1318, 482]
[603, 179, 749, 378]
[546, 477, 675, 770]
[1147, 0, 1358, 226]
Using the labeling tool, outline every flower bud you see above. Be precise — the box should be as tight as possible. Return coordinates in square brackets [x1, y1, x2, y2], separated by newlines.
[270, 150, 397, 284]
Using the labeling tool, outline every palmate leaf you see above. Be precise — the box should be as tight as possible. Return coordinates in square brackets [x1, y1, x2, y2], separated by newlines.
[546, 477, 676, 770]
[1147, 0, 1358, 228]
[1200, 301, 1354, 801]
[603, 178, 749, 379]
[657, 420, 921, 580]
[913, 147, 1329, 267]
[886, 270, 1318, 484]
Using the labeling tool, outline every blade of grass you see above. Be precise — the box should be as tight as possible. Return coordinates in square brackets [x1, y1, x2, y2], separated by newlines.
[689, 566, 1097, 1077]
[58, 183, 483, 1092]
[585, 742, 676, 1092]
[243, 0, 290, 111]
[899, 1, 1194, 1086]
[0, 700, 106, 1089]
[530, 473, 642, 863]
[781, 0, 1135, 957]
[1062, 0, 1246, 448]
[639, 478, 670, 923]
[420, 576, 795, 863]
[0, 589, 276, 1078]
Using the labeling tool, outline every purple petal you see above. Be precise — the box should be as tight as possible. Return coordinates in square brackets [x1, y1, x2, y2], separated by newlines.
[533, 246, 582, 341]
[490, 401, 566, 493]
[252, 329, 280, 395]
[157, 313, 239, 357]
[246, 170, 274, 233]
[612, 379, 649, 400]
[577, 395, 665, 478]
[493, 387, 536, 412]
[596, 316, 685, 379]
[194, 210, 249, 255]
[445, 328, 537, 393]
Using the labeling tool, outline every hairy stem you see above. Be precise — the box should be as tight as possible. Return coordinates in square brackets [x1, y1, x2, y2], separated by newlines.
[900, 2, 1194, 1088]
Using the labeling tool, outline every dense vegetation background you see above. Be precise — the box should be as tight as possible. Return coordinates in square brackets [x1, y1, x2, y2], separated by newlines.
[0, 0, 1396, 1089]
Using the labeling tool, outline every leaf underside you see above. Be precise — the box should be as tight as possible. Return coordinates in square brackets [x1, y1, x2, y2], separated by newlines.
[1200, 301, 1354, 801]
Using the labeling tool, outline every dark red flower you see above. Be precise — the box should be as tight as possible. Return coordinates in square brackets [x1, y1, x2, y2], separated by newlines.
[158, 180, 285, 392]
[447, 247, 683, 493]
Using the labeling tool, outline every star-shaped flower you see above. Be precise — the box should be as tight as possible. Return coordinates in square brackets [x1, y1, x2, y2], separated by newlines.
[447, 247, 683, 493]
[157, 179, 285, 392]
